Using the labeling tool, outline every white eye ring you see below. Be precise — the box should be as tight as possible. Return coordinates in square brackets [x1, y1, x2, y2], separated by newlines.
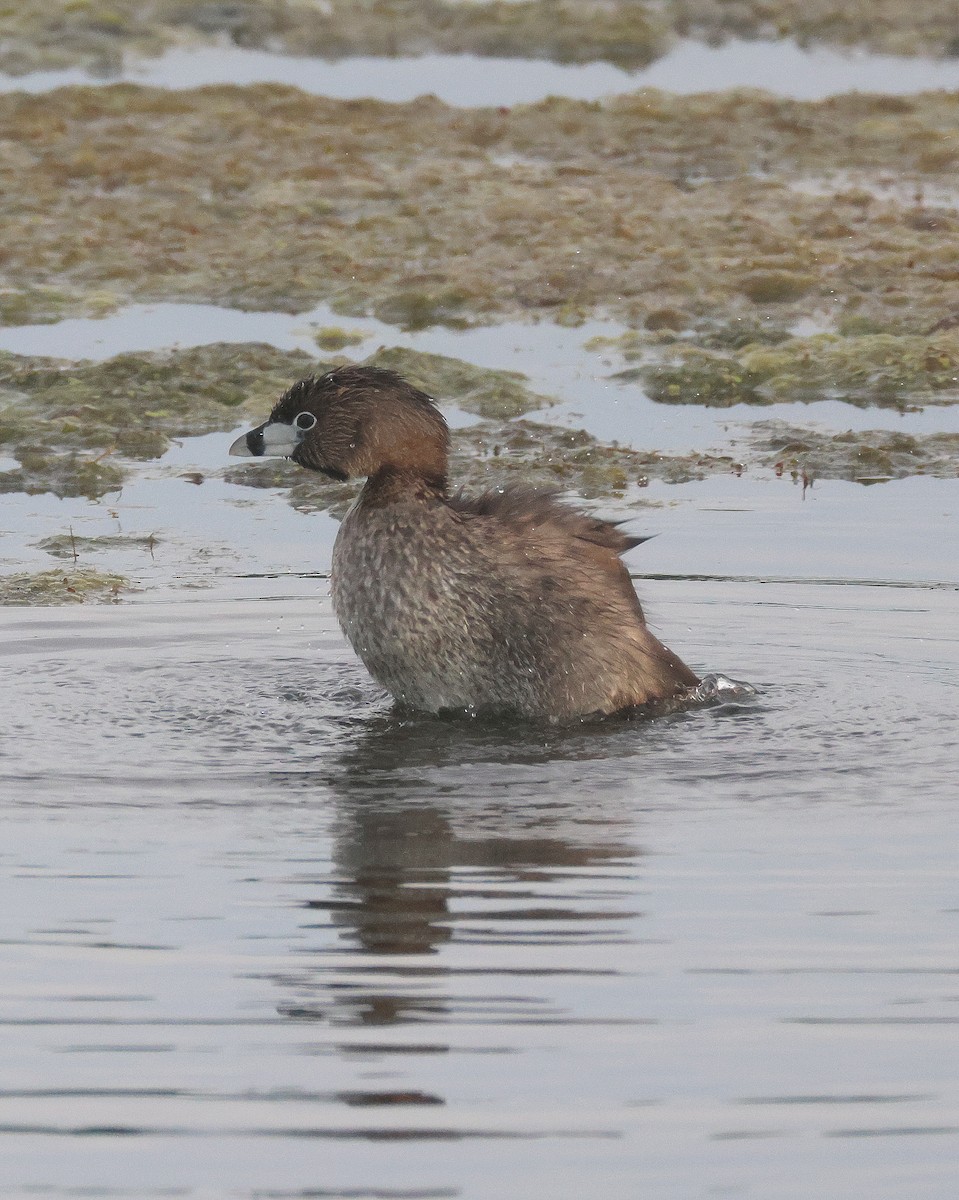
[294, 412, 317, 432]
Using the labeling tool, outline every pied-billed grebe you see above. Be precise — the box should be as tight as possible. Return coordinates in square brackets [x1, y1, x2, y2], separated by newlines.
[229, 365, 699, 721]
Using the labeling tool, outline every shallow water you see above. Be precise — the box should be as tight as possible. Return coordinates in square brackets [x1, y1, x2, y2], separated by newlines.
[4, 303, 959, 455]
[2, 13, 958, 1195]
[3, 573, 958, 1198]
[3, 393, 958, 1200]
[2, 414, 957, 605]
[5, 39, 959, 103]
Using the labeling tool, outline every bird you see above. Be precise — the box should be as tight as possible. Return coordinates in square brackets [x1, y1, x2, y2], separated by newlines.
[229, 364, 699, 722]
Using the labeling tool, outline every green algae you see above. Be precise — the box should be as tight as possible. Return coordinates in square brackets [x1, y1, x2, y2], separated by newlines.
[3, 86, 959, 338]
[313, 327, 367, 352]
[0, 1, 669, 77]
[225, 408, 959, 522]
[0, 286, 92, 326]
[365, 346, 548, 418]
[368, 288, 473, 332]
[640, 331, 959, 409]
[0, 567, 128, 605]
[699, 320, 794, 350]
[746, 422, 959, 483]
[0, 343, 314, 497]
[0, 329, 952, 516]
[0, 342, 547, 498]
[223, 350, 959, 518]
[737, 269, 816, 305]
[0, 453, 125, 499]
[670, 0, 959, 58]
[223, 411, 749, 520]
[222, 457, 356, 519]
[0, 77, 956, 509]
[451, 419, 742, 492]
[0, 318, 953, 518]
[37, 532, 159, 559]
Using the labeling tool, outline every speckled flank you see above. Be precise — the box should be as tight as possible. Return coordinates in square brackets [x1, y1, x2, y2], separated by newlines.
[236, 366, 699, 720]
[333, 480, 697, 719]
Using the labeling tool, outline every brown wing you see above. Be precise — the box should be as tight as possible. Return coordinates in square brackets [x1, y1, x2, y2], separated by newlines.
[450, 484, 649, 622]
[450, 484, 649, 554]
[451, 484, 700, 700]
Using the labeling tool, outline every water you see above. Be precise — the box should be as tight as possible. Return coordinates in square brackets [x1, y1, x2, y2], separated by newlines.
[4, 303, 959, 453]
[2, 352, 958, 1199]
[2, 575, 958, 1197]
[5, 39, 959, 103]
[2, 18, 958, 1195]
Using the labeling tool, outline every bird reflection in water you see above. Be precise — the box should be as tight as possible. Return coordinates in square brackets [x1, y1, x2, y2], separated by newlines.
[269, 710, 651, 1029]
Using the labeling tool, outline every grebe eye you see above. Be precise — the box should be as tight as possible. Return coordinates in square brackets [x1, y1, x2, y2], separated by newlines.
[294, 412, 317, 431]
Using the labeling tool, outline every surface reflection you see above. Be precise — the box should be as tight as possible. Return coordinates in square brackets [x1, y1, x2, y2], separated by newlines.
[271, 713, 645, 1029]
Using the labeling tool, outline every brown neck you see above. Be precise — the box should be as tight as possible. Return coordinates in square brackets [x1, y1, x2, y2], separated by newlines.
[359, 465, 448, 508]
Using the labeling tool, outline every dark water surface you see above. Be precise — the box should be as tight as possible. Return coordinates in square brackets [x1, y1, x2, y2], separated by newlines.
[2, 576, 957, 1198]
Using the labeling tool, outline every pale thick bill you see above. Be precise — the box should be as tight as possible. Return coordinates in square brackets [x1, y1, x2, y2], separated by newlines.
[229, 420, 298, 458]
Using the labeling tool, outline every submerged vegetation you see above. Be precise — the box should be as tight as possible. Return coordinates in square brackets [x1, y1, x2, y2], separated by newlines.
[0, 343, 549, 497]
[633, 331, 959, 409]
[226, 403, 959, 521]
[37, 532, 160, 559]
[0, 328, 956, 508]
[0, 567, 127, 605]
[364, 346, 549, 419]
[222, 409, 755, 520]
[748, 422, 959, 482]
[0, 343, 314, 496]
[0, 0, 668, 76]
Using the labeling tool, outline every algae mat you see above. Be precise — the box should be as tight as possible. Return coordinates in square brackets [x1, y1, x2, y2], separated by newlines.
[2, 62, 959, 605]
[3, 0, 959, 77]
[2, 85, 959, 340]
